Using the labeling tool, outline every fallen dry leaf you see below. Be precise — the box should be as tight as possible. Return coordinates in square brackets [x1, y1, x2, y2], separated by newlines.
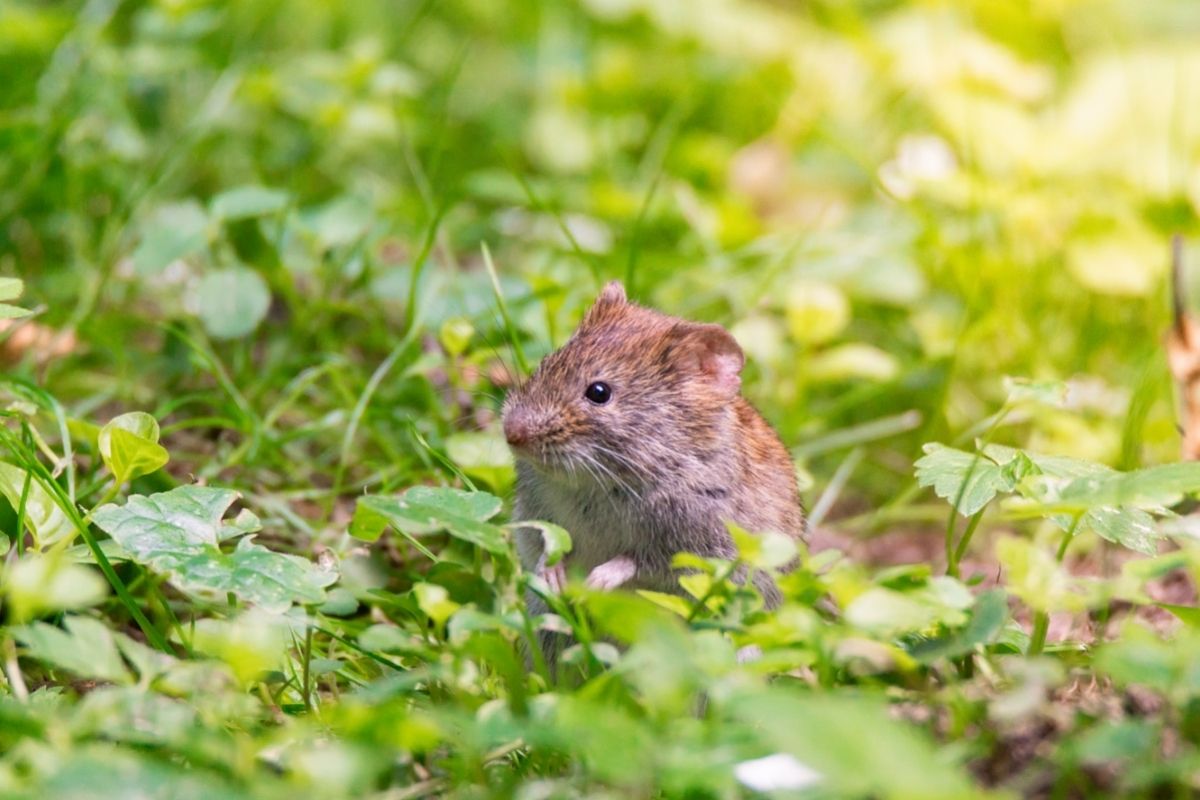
[0, 318, 76, 364]
[1167, 236, 1200, 460]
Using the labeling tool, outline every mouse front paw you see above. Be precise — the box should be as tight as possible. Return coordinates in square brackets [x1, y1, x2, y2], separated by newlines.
[585, 554, 637, 590]
[535, 556, 567, 593]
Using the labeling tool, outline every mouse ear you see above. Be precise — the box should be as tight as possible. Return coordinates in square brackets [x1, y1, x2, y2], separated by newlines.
[581, 281, 628, 326]
[674, 322, 744, 396]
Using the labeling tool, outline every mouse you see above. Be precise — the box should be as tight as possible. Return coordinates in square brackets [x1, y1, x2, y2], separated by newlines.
[502, 281, 806, 618]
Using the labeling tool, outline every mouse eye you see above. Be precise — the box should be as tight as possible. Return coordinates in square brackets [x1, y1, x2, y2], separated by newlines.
[584, 381, 612, 405]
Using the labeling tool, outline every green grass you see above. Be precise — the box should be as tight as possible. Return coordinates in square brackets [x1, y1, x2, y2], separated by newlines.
[3, 0, 1200, 797]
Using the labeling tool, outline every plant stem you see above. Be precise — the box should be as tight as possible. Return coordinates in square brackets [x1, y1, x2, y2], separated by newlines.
[686, 560, 740, 623]
[950, 508, 986, 576]
[944, 406, 1011, 577]
[2, 637, 29, 702]
[301, 625, 313, 713]
[1027, 514, 1083, 656]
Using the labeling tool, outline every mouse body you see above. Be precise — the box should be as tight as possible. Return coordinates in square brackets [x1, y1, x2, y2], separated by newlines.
[503, 281, 805, 603]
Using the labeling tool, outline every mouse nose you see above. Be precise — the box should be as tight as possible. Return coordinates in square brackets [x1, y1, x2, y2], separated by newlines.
[503, 413, 533, 447]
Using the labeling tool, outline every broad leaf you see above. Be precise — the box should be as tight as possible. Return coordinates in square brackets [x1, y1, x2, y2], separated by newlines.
[729, 688, 979, 799]
[413, 582, 460, 626]
[984, 443, 1161, 554]
[173, 536, 337, 610]
[1095, 623, 1200, 702]
[1055, 462, 1200, 510]
[510, 519, 573, 566]
[1083, 506, 1157, 555]
[1002, 376, 1069, 407]
[210, 185, 289, 220]
[0, 277, 24, 302]
[355, 486, 507, 554]
[915, 443, 1011, 516]
[845, 587, 949, 637]
[75, 687, 197, 747]
[348, 500, 390, 543]
[192, 613, 291, 685]
[1161, 603, 1200, 629]
[195, 267, 272, 340]
[995, 536, 1094, 614]
[983, 443, 1109, 479]
[92, 486, 335, 611]
[131, 201, 208, 275]
[909, 589, 1008, 663]
[98, 412, 169, 484]
[445, 431, 513, 488]
[12, 616, 132, 684]
[35, 749, 246, 800]
[3, 553, 108, 623]
[0, 462, 75, 547]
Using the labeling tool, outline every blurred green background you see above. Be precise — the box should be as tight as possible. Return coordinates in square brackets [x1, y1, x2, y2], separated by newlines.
[5, 0, 1198, 505]
[5, 2, 1200, 797]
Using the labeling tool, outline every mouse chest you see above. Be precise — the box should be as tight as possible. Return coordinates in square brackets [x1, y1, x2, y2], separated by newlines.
[540, 483, 642, 569]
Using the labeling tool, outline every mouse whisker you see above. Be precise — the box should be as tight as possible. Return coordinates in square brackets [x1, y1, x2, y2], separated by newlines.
[591, 444, 648, 487]
[583, 450, 642, 502]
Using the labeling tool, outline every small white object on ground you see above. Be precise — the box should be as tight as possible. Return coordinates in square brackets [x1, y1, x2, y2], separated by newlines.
[734, 753, 822, 792]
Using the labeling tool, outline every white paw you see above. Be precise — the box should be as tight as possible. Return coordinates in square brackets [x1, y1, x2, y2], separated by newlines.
[537, 559, 567, 593]
[585, 555, 637, 590]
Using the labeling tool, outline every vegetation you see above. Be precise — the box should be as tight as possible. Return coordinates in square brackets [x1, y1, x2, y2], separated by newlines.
[3, 0, 1200, 796]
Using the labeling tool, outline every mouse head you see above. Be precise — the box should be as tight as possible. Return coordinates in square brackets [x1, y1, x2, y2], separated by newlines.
[502, 281, 744, 482]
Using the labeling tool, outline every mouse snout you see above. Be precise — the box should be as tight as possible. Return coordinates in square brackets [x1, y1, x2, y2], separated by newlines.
[503, 409, 536, 448]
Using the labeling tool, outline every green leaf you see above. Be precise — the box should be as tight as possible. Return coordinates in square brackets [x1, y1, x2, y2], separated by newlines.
[1068, 720, 1158, 766]
[728, 523, 798, 570]
[1160, 603, 1200, 628]
[915, 443, 1012, 516]
[98, 412, 169, 484]
[131, 201, 208, 275]
[12, 616, 132, 684]
[634, 589, 694, 617]
[0, 277, 24, 302]
[445, 431, 513, 488]
[192, 613, 291, 685]
[1002, 376, 1069, 407]
[0, 303, 31, 319]
[92, 486, 335, 611]
[995, 536, 1093, 614]
[36, 748, 246, 799]
[297, 195, 373, 250]
[356, 486, 507, 554]
[845, 587, 945, 637]
[358, 624, 425, 656]
[1094, 623, 1200, 701]
[983, 443, 1111, 479]
[909, 589, 1008, 663]
[3, 552, 108, 623]
[74, 687, 197, 747]
[0, 462, 75, 547]
[348, 500, 390, 543]
[729, 688, 979, 799]
[510, 519, 572, 566]
[210, 185, 289, 220]
[1082, 506, 1157, 555]
[175, 536, 337, 610]
[1055, 462, 1200, 510]
[413, 582, 459, 626]
[984, 443, 1161, 554]
[195, 267, 272, 340]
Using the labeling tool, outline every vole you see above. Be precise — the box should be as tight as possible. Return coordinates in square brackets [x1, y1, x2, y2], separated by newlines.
[503, 281, 805, 608]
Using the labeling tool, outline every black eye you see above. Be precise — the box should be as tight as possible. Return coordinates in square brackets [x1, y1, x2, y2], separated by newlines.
[584, 381, 612, 405]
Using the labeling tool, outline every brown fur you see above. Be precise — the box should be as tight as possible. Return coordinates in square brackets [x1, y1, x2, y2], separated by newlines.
[503, 281, 806, 611]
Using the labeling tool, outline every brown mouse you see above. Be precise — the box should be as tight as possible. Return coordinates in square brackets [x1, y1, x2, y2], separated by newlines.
[503, 281, 805, 610]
